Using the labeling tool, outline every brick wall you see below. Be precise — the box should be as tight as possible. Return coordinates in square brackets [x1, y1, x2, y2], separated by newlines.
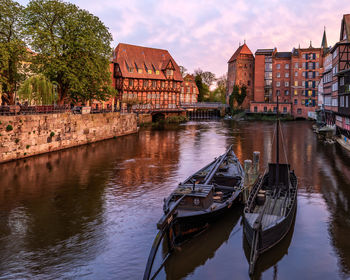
[0, 112, 137, 163]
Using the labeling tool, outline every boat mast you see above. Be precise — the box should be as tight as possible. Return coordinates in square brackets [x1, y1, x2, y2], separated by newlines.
[276, 96, 279, 188]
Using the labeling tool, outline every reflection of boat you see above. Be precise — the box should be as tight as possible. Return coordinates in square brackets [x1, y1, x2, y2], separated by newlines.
[243, 218, 295, 280]
[164, 206, 242, 280]
[335, 135, 350, 152]
[243, 98, 298, 275]
[144, 146, 244, 280]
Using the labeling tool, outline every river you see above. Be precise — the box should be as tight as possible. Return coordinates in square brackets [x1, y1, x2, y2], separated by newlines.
[0, 120, 349, 279]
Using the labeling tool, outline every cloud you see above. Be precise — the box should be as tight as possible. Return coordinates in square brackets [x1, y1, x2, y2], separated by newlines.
[16, 0, 350, 77]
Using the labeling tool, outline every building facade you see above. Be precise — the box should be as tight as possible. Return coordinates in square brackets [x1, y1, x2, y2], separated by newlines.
[226, 43, 254, 109]
[180, 74, 199, 104]
[112, 43, 183, 111]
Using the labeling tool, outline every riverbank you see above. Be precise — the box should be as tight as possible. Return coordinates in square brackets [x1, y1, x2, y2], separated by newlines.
[0, 112, 137, 163]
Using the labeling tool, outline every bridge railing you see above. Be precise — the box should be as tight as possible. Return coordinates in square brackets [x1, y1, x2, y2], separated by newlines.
[180, 102, 228, 109]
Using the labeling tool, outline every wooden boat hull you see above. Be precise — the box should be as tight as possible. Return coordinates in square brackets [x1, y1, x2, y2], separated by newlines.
[171, 194, 241, 245]
[243, 196, 297, 254]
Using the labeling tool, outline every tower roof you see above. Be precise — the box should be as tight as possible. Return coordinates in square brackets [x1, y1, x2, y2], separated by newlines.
[228, 43, 253, 63]
[321, 28, 328, 48]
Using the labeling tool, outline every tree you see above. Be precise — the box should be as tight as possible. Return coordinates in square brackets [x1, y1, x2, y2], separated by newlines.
[194, 68, 216, 87]
[230, 84, 239, 112]
[195, 75, 209, 102]
[24, 0, 114, 104]
[236, 85, 247, 108]
[0, 0, 27, 104]
[17, 74, 57, 105]
[179, 65, 187, 77]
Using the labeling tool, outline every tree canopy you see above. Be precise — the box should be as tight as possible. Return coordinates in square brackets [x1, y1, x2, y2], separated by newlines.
[195, 75, 209, 102]
[23, 0, 114, 104]
[0, 0, 27, 104]
[194, 68, 216, 87]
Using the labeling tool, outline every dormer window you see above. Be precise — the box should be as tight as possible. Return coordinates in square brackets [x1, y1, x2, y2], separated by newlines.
[166, 69, 173, 76]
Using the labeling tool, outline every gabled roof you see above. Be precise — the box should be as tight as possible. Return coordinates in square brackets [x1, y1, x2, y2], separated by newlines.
[113, 43, 183, 81]
[228, 43, 253, 63]
[183, 74, 195, 82]
[340, 14, 350, 42]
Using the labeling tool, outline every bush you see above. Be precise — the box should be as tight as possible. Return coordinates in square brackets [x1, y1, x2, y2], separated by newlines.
[165, 115, 188, 123]
[15, 138, 19, 144]
[50, 131, 55, 137]
[26, 145, 30, 149]
[6, 125, 13, 132]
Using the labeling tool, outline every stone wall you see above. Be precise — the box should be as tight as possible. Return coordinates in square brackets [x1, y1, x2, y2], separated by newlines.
[0, 112, 137, 163]
[137, 113, 152, 124]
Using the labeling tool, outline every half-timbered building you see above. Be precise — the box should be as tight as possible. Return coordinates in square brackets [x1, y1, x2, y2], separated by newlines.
[180, 74, 199, 104]
[112, 43, 183, 111]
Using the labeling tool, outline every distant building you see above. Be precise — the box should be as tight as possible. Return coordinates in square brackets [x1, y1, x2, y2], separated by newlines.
[226, 43, 254, 109]
[180, 74, 198, 104]
[112, 43, 183, 110]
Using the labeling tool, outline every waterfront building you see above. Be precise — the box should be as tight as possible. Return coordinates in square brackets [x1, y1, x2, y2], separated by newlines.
[250, 48, 292, 114]
[112, 43, 183, 110]
[332, 15, 350, 137]
[180, 74, 199, 104]
[226, 43, 254, 109]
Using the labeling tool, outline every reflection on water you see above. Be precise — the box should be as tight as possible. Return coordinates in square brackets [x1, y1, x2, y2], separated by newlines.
[0, 120, 349, 279]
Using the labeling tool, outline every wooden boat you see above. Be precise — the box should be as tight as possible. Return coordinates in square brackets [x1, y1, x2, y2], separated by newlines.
[243, 98, 298, 275]
[144, 145, 244, 280]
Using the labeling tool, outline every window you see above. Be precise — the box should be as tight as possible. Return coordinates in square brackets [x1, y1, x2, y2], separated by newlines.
[302, 62, 306, 69]
[294, 90, 298, 96]
[276, 64, 281, 69]
[187, 86, 190, 93]
[276, 82, 280, 87]
[128, 67, 134, 73]
[294, 99, 298, 104]
[265, 72, 272, 79]
[302, 71, 306, 77]
[156, 70, 160, 75]
[302, 81, 305, 87]
[161, 81, 165, 88]
[128, 79, 134, 87]
[285, 64, 289, 69]
[285, 73, 289, 78]
[143, 80, 148, 87]
[332, 98, 338, 107]
[166, 69, 173, 76]
[332, 82, 338, 92]
[346, 117, 350, 125]
[285, 90, 289, 95]
[297, 108, 302, 114]
[340, 77, 345, 86]
[308, 72, 313, 79]
[302, 54, 306, 59]
[264, 107, 267, 112]
[295, 71, 298, 77]
[152, 80, 156, 88]
[285, 82, 289, 87]
[276, 90, 280, 96]
[283, 107, 287, 113]
[148, 70, 152, 74]
[340, 96, 345, 107]
[276, 72, 281, 78]
[181, 87, 184, 94]
[316, 62, 319, 69]
[254, 106, 257, 112]
[138, 69, 143, 74]
[193, 88, 197, 94]
[295, 62, 298, 69]
[248, 80, 251, 86]
[347, 96, 349, 107]
[295, 81, 298, 86]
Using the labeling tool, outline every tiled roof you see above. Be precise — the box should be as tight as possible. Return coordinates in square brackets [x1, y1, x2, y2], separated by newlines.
[228, 43, 253, 63]
[275, 52, 292, 58]
[113, 43, 183, 81]
[183, 74, 195, 82]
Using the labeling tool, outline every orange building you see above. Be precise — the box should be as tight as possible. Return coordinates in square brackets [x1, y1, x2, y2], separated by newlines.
[180, 74, 198, 104]
[112, 43, 183, 111]
[226, 43, 254, 108]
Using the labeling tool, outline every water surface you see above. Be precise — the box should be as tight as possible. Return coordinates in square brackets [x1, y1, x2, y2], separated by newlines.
[0, 120, 349, 279]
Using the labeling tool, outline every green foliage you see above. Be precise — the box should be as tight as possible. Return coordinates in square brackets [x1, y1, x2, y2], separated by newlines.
[26, 144, 30, 149]
[165, 115, 188, 123]
[209, 74, 227, 103]
[6, 124, 13, 131]
[229, 85, 239, 112]
[24, 0, 114, 103]
[195, 75, 209, 102]
[18, 74, 58, 104]
[50, 131, 55, 137]
[0, 0, 27, 104]
[15, 138, 19, 143]
[194, 68, 216, 87]
[230, 84, 247, 110]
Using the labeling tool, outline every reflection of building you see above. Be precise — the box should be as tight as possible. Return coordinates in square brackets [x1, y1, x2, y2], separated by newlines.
[226, 43, 254, 108]
[180, 74, 198, 104]
[111, 43, 183, 110]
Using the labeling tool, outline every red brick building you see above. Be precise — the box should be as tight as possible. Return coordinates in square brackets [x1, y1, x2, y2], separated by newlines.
[226, 43, 254, 108]
[111, 43, 183, 110]
[180, 74, 198, 104]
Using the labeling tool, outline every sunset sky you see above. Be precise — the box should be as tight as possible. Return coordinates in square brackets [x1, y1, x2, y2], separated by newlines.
[17, 0, 350, 78]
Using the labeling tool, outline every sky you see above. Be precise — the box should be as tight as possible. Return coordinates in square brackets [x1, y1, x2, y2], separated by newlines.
[17, 0, 350, 78]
